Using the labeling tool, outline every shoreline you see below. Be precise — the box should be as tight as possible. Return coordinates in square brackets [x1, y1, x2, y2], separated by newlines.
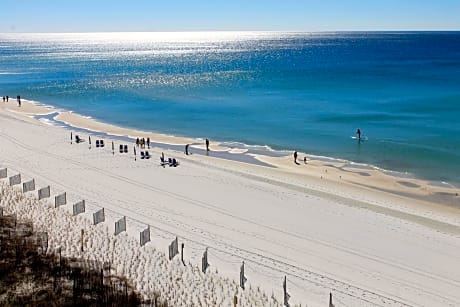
[1, 98, 460, 306]
[5, 99, 460, 208]
[2, 98, 459, 211]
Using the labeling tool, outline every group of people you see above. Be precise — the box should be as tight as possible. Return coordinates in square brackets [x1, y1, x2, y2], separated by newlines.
[2, 95, 21, 106]
[134, 137, 211, 157]
[184, 138, 210, 155]
[293, 129, 363, 164]
[136, 137, 150, 149]
[293, 151, 308, 164]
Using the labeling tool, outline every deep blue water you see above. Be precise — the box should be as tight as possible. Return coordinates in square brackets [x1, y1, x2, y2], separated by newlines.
[1, 32, 460, 184]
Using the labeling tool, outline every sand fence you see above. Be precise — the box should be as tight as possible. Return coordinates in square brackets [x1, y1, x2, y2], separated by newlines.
[0, 166, 286, 306]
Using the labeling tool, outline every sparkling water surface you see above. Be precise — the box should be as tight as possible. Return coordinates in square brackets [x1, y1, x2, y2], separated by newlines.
[1, 31, 459, 184]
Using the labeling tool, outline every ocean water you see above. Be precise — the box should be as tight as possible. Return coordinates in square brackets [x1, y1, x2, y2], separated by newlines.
[1, 32, 460, 185]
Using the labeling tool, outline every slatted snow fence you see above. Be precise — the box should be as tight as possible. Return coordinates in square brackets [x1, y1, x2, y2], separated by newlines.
[140, 226, 150, 246]
[0, 168, 7, 178]
[38, 186, 51, 200]
[114, 216, 126, 235]
[168, 237, 179, 260]
[9, 174, 21, 186]
[73, 200, 85, 216]
[55, 192, 67, 207]
[22, 179, 35, 192]
[93, 208, 105, 225]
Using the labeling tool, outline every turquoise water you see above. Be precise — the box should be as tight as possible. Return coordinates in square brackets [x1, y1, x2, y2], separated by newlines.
[1, 32, 460, 184]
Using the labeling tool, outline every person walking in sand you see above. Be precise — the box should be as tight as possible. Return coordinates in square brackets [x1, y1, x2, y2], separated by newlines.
[205, 138, 210, 152]
[294, 151, 298, 164]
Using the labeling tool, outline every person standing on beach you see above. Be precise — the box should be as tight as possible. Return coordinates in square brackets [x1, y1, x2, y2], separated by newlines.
[147, 137, 150, 149]
[205, 138, 210, 152]
[185, 144, 190, 155]
[356, 128, 361, 141]
[294, 151, 298, 164]
[17, 95, 21, 107]
[2, 96, 5, 102]
[6, 96, 9, 102]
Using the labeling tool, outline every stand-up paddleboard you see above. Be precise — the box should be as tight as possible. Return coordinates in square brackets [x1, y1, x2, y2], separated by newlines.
[351, 136, 368, 141]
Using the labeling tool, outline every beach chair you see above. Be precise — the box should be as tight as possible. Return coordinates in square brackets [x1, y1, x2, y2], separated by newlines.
[119, 144, 123, 153]
[140, 151, 145, 159]
[145, 151, 151, 159]
[172, 158, 179, 167]
[96, 140, 100, 147]
[100, 140, 105, 147]
[75, 135, 84, 143]
[160, 156, 169, 167]
[124, 145, 128, 153]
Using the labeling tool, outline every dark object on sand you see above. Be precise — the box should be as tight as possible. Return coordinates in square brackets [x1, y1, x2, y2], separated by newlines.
[168, 158, 179, 167]
[75, 135, 84, 143]
[160, 155, 168, 167]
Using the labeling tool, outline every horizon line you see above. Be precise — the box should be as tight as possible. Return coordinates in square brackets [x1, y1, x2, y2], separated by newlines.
[2, 29, 460, 35]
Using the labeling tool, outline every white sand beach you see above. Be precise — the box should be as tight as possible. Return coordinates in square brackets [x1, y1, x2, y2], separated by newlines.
[1, 100, 460, 306]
